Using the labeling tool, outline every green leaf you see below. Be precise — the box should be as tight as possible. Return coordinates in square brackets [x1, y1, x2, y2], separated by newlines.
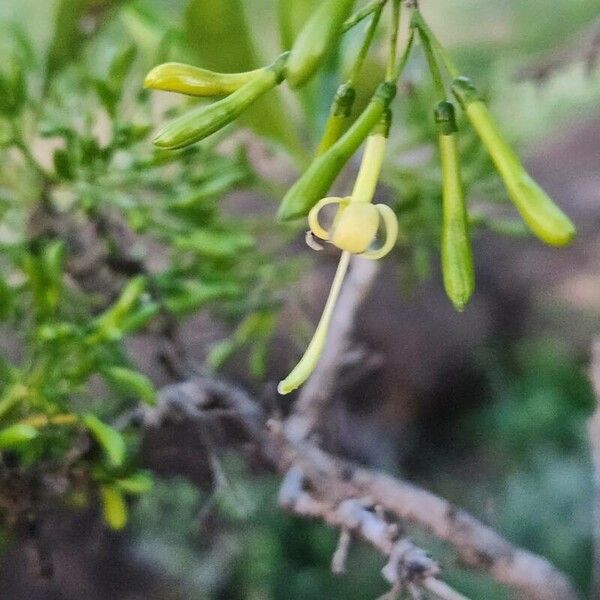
[183, 0, 302, 157]
[162, 280, 242, 315]
[53, 148, 75, 180]
[83, 413, 126, 469]
[174, 228, 254, 258]
[45, 0, 91, 84]
[0, 424, 38, 450]
[115, 471, 153, 495]
[102, 366, 157, 406]
[100, 484, 128, 530]
[45, 0, 126, 88]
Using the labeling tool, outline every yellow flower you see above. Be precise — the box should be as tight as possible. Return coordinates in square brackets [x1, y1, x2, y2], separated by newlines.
[278, 126, 398, 395]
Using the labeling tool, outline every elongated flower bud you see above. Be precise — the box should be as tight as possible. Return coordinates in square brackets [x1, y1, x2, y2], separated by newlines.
[452, 77, 575, 247]
[287, 0, 355, 88]
[435, 101, 474, 311]
[278, 82, 396, 221]
[153, 55, 288, 149]
[316, 83, 356, 155]
[144, 62, 263, 97]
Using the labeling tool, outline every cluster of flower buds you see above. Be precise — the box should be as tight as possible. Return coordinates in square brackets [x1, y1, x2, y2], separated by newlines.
[410, 11, 575, 312]
[143, 0, 575, 396]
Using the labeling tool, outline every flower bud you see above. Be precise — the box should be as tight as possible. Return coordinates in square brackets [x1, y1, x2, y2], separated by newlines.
[316, 83, 356, 155]
[286, 0, 355, 88]
[153, 55, 288, 149]
[436, 102, 474, 311]
[144, 62, 263, 97]
[451, 77, 575, 247]
[278, 82, 396, 221]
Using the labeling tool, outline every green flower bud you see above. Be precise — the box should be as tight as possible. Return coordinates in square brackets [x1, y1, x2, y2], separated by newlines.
[153, 55, 288, 150]
[144, 62, 263, 97]
[434, 100, 458, 136]
[436, 102, 474, 311]
[504, 172, 576, 247]
[286, 0, 355, 88]
[278, 81, 396, 221]
[451, 78, 575, 247]
[316, 83, 356, 155]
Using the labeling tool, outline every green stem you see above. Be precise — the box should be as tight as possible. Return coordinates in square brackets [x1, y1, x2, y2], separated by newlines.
[318, 3, 384, 154]
[412, 11, 460, 79]
[342, 0, 388, 33]
[13, 136, 57, 183]
[416, 22, 446, 102]
[348, 7, 383, 86]
[385, 0, 402, 81]
[392, 26, 415, 81]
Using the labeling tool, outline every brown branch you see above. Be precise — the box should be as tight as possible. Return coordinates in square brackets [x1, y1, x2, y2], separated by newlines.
[140, 377, 579, 600]
[285, 256, 381, 442]
[278, 464, 466, 599]
[588, 338, 600, 599]
[269, 433, 579, 600]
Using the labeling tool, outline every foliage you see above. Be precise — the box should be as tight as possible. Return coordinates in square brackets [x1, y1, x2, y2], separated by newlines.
[0, 1, 292, 534]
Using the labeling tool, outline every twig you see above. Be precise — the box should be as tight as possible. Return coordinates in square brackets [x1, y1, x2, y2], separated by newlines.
[271, 432, 579, 600]
[285, 256, 381, 442]
[278, 466, 459, 597]
[142, 375, 579, 600]
[424, 577, 470, 600]
[588, 338, 600, 599]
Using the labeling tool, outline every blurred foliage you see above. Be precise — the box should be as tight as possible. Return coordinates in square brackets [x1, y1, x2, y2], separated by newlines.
[411, 336, 595, 598]
[0, 0, 297, 535]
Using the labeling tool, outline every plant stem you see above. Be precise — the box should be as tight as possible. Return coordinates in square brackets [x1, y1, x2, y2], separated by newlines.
[412, 11, 460, 79]
[385, 0, 402, 81]
[13, 138, 57, 184]
[392, 26, 415, 82]
[416, 20, 446, 102]
[348, 7, 384, 86]
[343, 0, 388, 34]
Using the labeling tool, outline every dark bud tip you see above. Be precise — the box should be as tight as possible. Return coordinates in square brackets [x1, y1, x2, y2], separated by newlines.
[434, 101, 458, 135]
[451, 76, 483, 107]
[332, 83, 356, 117]
[376, 81, 397, 105]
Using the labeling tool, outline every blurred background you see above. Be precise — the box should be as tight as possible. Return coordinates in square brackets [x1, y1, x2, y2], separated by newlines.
[0, 0, 599, 598]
